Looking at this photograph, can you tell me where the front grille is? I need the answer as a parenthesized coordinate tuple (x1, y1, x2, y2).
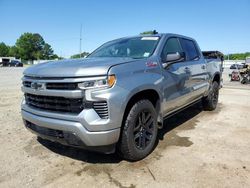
(22, 81, 78, 90)
(93, 101, 109, 119)
(25, 93, 83, 113)
(23, 81, 31, 87)
(46, 83, 78, 90)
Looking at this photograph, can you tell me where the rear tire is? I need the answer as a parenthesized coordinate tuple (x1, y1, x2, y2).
(202, 81, 219, 111)
(118, 99, 158, 161)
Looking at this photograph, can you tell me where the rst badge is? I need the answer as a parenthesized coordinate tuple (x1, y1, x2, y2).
(146, 61, 158, 68)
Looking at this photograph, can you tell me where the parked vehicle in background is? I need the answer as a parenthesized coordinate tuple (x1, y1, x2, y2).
(8, 60, 23, 67)
(227, 63, 244, 79)
(246, 57, 250, 64)
(230, 64, 244, 70)
(231, 71, 241, 81)
(0, 57, 20, 67)
(240, 64, 250, 84)
(21, 33, 222, 161)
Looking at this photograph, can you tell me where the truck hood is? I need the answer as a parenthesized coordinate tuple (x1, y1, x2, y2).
(24, 57, 135, 78)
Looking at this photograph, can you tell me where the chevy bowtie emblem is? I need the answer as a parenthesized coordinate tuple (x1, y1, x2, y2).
(31, 82, 45, 90)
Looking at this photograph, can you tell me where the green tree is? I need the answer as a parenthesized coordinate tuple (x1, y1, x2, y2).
(15, 32, 58, 61)
(8, 46, 20, 58)
(42, 43, 54, 59)
(0, 42, 10, 56)
(16, 33, 40, 60)
(50, 54, 62, 59)
(32, 33, 45, 59)
(71, 52, 90, 59)
(229, 52, 250, 60)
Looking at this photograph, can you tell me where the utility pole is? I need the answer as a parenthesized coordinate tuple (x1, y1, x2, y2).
(79, 24, 82, 58)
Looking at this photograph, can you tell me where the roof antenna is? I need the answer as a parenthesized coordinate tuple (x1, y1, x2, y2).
(79, 24, 82, 58)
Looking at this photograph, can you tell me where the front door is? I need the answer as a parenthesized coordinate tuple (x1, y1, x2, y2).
(161, 37, 193, 115)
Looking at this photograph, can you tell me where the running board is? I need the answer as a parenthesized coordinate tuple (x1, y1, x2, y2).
(163, 97, 202, 121)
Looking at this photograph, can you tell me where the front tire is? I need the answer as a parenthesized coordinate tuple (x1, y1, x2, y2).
(118, 99, 158, 161)
(202, 81, 219, 111)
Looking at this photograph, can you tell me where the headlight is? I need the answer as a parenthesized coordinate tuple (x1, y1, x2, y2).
(78, 75, 116, 89)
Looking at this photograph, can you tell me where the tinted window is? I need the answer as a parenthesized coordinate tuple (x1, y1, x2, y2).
(162, 38, 183, 59)
(180, 39, 199, 61)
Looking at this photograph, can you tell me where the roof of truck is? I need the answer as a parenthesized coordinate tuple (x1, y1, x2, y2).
(139, 33, 196, 40)
(106, 33, 197, 46)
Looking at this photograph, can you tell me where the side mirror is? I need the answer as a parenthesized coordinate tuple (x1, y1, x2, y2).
(166, 52, 181, 62)
(162, 52, 185, 68)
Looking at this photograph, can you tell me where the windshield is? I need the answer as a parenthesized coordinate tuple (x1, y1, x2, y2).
(88, 36, 160, 59)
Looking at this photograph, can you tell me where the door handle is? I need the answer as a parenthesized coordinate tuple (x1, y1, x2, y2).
(184, 67, 191, 73)
(201, 65, 206, 69)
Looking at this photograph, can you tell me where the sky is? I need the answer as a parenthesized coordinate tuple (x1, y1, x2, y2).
(0, 0, 249, 58)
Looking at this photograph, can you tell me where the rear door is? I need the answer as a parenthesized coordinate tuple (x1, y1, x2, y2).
(179, 38, 208, 101)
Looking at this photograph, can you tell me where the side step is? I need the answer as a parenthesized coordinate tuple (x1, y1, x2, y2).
(159, 98, 202, 129)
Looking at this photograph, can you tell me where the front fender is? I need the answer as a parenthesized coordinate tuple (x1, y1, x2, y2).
(108, 61, 164, 124)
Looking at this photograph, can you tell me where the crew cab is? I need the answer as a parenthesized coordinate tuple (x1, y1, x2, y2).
(21, 33, 222, 161)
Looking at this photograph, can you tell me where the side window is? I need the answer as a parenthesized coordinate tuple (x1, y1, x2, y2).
(161, 38, 182, 60)
(180, 39, 200, 61)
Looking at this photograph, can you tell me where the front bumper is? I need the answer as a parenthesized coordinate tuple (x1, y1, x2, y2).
(22, 110, 120, 148)
(21, 75, 129, 152)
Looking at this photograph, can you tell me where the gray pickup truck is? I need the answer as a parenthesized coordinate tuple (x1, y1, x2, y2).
(21, 33, 222, 161)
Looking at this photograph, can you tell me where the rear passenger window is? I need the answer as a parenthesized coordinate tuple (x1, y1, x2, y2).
(162, 38, 183, 59)
(180, 39, 200, 61)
